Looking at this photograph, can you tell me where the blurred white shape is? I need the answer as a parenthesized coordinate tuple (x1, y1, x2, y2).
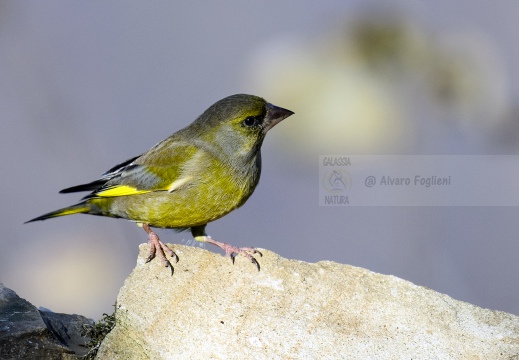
(248, 12, 511, 158)
(430, 31, 509, 129)
(249, 35, 408, 157)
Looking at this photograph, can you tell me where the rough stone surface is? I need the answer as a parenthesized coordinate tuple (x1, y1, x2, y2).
(96, 244, 519, 360)
(0, 283, 93, 359)
(39, 309, 94, 355)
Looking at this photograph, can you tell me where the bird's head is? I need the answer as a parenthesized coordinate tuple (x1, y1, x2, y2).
(190, 94, 294, 162)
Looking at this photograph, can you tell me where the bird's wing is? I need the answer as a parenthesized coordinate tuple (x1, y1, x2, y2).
(66, 141, 201, 200)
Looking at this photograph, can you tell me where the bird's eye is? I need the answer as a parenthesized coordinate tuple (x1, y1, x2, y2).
(242, 116, 259, 127)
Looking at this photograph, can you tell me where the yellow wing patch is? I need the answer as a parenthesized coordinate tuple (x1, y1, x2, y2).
(95, 177, 192, 197)
(96, 185, 151, 197)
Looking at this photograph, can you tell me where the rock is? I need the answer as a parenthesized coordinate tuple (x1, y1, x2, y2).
(96, 244, 519, 359)
(0, 283, 93, 359)
(39, 309, 95, 356)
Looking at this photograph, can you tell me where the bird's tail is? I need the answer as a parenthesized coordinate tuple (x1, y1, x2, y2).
(25, 203, 91, 223)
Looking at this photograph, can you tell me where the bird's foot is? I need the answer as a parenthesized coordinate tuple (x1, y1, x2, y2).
(142, 224, 178, 273)
(196, 236, 262, 271)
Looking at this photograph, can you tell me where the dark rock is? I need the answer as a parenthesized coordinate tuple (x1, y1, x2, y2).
(0, 283, 93, 359)
(40, 309, 94, 355)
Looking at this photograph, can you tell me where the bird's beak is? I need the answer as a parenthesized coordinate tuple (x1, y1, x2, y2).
(263, 102, 294, 132)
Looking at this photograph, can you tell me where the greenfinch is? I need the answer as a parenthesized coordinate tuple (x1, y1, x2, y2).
(27, 94, 294, 271)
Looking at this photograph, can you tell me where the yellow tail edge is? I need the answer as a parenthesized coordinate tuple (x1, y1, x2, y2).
(25, 204, 90, 223)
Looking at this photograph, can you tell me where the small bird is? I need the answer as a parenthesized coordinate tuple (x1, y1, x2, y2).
(26, 94, 294, 271)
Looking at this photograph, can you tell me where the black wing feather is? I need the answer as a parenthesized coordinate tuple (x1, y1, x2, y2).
(102, 155, 139, 177)
(59, 179, 108, 193)
(59, 155, 140, 194)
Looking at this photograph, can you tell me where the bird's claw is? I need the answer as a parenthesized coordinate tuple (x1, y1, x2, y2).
(143, 224, 178, 274)
(229, 250, 260, 271)
(250, 257, 260, 272)
(203, 238, 261, 271)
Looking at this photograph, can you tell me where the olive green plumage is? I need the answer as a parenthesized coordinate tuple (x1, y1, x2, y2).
(26, 94, 294, 269)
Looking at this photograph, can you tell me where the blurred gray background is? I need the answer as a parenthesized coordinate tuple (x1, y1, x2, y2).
(2, 1, 519, 320)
